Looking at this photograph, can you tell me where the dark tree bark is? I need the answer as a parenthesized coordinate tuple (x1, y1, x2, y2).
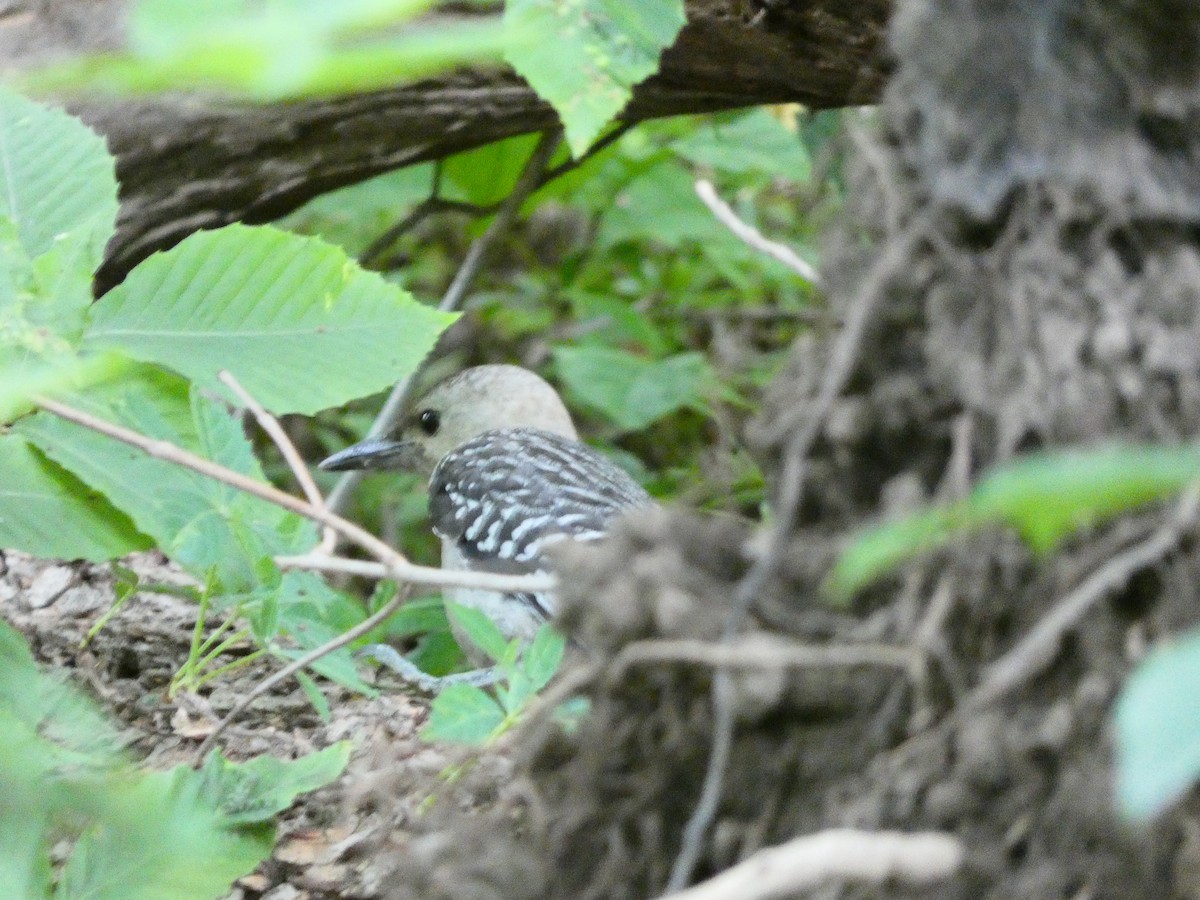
(0, 0, 889, 292)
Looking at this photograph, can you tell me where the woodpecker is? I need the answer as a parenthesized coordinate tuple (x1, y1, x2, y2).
(320, 365, 652, 641)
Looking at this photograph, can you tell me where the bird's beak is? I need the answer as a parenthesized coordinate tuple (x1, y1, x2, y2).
(318, 438, 425, 472)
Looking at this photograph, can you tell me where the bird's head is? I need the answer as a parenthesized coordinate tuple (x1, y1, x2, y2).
(318, 364, 578, 477)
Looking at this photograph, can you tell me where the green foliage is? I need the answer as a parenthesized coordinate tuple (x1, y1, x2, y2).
(0, 621, 345, 899)
(0, 89, 452, 698)
(827, 445, 1200, 600)
(505, 0, 687, 155)
(554, 346, 710, 432)
(24, 0, 509, 99)
(196, 742, 352, 825)
(422, 612, 568, 746)
(1114, 630, 1200, 821)
(84, 223, 455, 415)
(0, 87, 118, 258)
(0, 436, 151, 562)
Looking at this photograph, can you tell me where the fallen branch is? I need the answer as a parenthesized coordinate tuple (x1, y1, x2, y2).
(662, 829, 964, 900)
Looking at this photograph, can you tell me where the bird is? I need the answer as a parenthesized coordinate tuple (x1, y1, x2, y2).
(319, 364, 652, 658)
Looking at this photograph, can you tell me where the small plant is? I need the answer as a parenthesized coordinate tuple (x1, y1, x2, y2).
(421, 604, 575, 746)
(0, 620, 350, 899)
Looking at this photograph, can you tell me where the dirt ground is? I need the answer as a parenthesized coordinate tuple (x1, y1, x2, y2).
(6, 0, 1200, 898)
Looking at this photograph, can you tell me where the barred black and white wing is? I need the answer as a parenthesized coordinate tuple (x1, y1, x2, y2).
(429, 427, 651, 576)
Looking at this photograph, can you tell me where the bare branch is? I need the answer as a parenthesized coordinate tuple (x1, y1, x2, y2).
(274, 551, 555, 593)
(31, 395, 556, 597)
(661, 829, 964, 900)
(694, 179, 820, 286)
(218, 369, 336, 552)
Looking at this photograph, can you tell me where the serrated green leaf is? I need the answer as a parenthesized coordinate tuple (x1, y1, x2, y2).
(0, 435, 150, 562)
(1115, 630, 1200, 820)
(505, 0, 686, 155)
(523, 625, 566, 692)
(197, 742, 351, 826)
(0, 88, 118, 260)
(446, 602, 510, 663)
(55, 766, 273, 900)
(422, 684, 505, 745)
(83, 224, 456, 415)
(17, 371, 314, 588)
(554, 346, 710, 431)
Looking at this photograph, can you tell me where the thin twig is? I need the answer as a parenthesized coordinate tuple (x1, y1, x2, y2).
(967, 483, 1200, 709)
(661, 829, 963, 900)
(358, 125, 630, 272)
(694, 179, 820, 286)
(191, 586, 411, 764)
(667, 229, 919, 891)
(275, 551, 555, 593)
(611, 636, 919, 679)
(326, 130, 563, 517)
(32, 396, 556, 597)
(218, 370, 336, 552)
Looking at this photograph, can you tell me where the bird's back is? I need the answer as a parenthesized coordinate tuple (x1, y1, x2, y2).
(430, 427, 651, 577)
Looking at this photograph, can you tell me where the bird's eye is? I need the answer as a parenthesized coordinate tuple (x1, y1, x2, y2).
(418, 408, 441, 436)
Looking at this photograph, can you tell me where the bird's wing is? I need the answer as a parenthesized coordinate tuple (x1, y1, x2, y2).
(429, 427, 651, 574)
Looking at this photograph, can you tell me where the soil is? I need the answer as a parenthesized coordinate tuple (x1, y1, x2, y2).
(5, 0, 1200, 898)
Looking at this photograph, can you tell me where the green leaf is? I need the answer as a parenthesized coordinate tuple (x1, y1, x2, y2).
(0, 352, 133, 424)
(595, 158, 726, 248)
(823, 507, 961, 603)
(443, 134, 542, 206)
(1115, 630, 1200, 820)
(0, 88, 118, 259)
(422, 684, 505, 745)
(827, 445, 1200, 600)
(0, 623, 278, 900)
(83, 224, 456, 415)
(670, 109, 812, 180)
(197, 742, 352, 826)
(554, 346, 710, 431)
(55, 767, 273, 900)
(17, 371, 312, 588)
(505, 0, 686, 155)
(971, 446, 1200, 552)
(446, 602, 509, 663)
(523, 625, 566, 692)
(0, 435, 150, 562)
(273, 572, 378, 696)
